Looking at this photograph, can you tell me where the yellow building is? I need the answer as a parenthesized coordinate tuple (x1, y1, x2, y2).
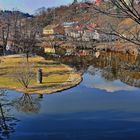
(43, 24, 65, 36)
(43, 25, 57, 35)
(44, 47, 55, 53)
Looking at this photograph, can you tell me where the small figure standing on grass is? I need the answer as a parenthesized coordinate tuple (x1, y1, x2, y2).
(37, 68, 43, 84)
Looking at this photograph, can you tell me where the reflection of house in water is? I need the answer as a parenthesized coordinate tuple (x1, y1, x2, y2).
(78, 49, 92, 56)
(95, 51, 100, 58)
(60, 52, 140, 88)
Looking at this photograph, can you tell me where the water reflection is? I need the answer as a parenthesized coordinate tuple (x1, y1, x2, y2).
(0, 91, 43, 139)
(0, 52, 140, 140)
(83, 70, 137, 92)
(0, 90, 19, 140)
(53, 52, 140, 89)
(14, 93, 41, 114)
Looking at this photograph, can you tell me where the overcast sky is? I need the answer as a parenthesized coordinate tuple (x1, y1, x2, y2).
(0, 0, 74, 14)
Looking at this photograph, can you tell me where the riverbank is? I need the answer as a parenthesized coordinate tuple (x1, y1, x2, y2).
(0, 55, 82, 94)
(94, 42, 140, 55)
(45, 40, 140, 56)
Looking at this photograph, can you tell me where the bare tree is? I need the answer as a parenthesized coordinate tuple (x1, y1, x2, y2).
(13, 62, 35, 89)
(0, 13, 11, 55)
(11, 11, 23, 53)
(92, 0, 140, 45)
(0, 10, 24, 55)
(14, 17, 41, 62)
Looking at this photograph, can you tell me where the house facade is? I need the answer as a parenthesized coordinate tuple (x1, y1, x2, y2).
(64, 21, 100, 41)
(43, 25, 56, 35)
(43, 24, 65, 36)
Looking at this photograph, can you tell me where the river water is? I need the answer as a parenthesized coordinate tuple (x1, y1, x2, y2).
(0, 52, 140, 140)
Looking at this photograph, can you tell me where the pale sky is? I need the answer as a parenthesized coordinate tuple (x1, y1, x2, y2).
(0, 0, 75, 14)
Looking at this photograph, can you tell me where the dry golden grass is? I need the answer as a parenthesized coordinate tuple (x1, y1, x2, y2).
(0, 55, 81, 94)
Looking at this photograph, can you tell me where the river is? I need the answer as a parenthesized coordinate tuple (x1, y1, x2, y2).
(0, 52, 140, 140)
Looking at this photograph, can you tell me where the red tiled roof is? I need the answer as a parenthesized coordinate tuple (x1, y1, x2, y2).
(74, 22, 97, 31)
(95, 0, 103, 5)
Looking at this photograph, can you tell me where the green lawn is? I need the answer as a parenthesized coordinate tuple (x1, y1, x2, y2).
(0, 55, 81, 94)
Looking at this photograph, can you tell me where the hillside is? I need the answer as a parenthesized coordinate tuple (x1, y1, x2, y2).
(0, 10, 33, 18)
(36, 4, 122, 37)
(36, 2, 121, 29)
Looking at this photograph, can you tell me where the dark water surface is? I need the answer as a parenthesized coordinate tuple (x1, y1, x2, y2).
(0, 53, 140, 140)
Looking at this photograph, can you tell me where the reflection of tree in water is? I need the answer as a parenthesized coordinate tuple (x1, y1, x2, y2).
(87, 66, 99, 76)
(14, 93, 41, 113)
(98, 53, 140, 87)
(53, 52, 140, 88)
(0, 90, 19, 140)
(101, 68, 117, 82)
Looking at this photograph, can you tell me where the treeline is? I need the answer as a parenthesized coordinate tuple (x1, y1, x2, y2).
(0, 10, 33, 18)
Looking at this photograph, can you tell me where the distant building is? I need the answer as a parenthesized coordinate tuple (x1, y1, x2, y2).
(67, 29, 100, 41)
(43, 24, 65, 36)
(44, 47, 56, 53)
(63, 22, 78, 36)
(63, 22, 78, 28)
(93, 30, 100, 40)
(43, 25, 56, 35)
(41, 42, 56, 54)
